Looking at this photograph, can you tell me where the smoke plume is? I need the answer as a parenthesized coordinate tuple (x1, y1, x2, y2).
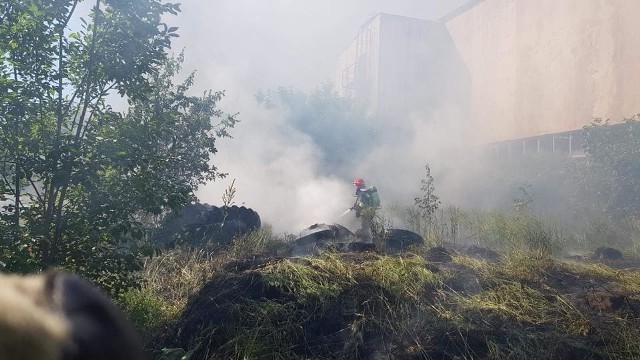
(167, 0, 476, 234)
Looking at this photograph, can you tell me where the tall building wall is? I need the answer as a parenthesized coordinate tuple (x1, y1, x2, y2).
(335, 16, 381, 115)
(445, 0, 640, 142)
(336, 14, 469, 122)
(377, 15, 466, 121)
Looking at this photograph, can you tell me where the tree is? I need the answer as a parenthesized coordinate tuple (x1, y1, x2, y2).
(0, 1, 235, 293)
(584, 116, 640, 219)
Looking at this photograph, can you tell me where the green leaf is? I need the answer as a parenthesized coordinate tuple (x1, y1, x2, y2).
(28, 3, 39, 14)
(0, 0, 233, 296)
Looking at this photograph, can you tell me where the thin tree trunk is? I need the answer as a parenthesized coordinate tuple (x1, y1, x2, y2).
(11, 52, 20, 247)
(48, 0, 102, 266)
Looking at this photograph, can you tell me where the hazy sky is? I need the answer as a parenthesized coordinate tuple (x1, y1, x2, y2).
(171, 0, 469, 94)
(159, 1, 471, 233)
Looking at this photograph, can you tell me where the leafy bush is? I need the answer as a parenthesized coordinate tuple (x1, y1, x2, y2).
(120, 287, 179, 344)
(0, 3, 235, 294)
(585, 117, 640, 219)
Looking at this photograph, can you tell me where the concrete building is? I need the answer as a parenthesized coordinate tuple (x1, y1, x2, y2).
(444, 0, 640, 142)
(337, 1, 640, 145)
(335, 13, 469, 122)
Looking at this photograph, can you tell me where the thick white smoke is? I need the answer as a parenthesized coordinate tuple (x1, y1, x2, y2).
(355, 107, 475, 207)
(171, 1, 471, 233)
(195, 93, 355, 234)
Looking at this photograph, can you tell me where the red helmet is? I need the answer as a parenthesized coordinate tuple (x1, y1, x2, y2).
(353, 177, 365, 188)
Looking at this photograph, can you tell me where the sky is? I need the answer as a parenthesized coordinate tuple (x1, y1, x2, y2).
(171, 0, 469, 93)
(159, 0, 472, 234)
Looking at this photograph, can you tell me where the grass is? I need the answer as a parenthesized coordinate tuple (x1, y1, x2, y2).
(463, 282, 590, 334)
(136, 248, 221, 307)
(151, 251, 449, 359)
(120, 228, 287, 353)
(558, 259, 640, 299)
(227, 225, 291, 258)
(120, 211, 640, 359)
(490, 249, 556, 283)
(118, 248, 222, 351)
(262, 255, 356, 302)
(119, 287, 180, 344)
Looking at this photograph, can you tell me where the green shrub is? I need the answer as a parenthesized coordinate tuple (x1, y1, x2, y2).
(119, 287, 179, 342)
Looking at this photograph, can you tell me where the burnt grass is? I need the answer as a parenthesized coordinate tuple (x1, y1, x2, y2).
(154, 250, 640, 359)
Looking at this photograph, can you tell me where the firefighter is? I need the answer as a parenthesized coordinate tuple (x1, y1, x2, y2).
(351, 178, 381, 241)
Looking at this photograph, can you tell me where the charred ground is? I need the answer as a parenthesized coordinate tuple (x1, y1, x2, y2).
(123, 231, 640, 360)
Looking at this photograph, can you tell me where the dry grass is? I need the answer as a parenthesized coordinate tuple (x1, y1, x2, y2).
(560, 259, 640, 293)
(119, 248, 223, 346)
(122, 224, 640, 359)
(462, 281, 590, 334)
(140, 248, 222, 307)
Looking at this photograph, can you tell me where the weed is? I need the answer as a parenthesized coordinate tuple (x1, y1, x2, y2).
(415, 163, 441, 222)
(221, 179, 237, 208)
(139, 248, 222, 309)
(228, 226, 290, 258)
(560, 259, 640, 293)
(464, 282, 589, 333)
(262, 254, 355, 302)
(119, 287, 180, 344)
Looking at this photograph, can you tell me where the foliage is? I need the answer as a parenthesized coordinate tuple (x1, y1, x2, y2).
(227, 226, 290, 258)
(471, 210, 564, 256)
(255, 83, 375, 175)
(415, 163, 440, 221)
(403, 163, 443, 244)
(119, 287, 179, 345)
(0, 1, 235, 293)
(584, 116, 640, 219)
(136, 248, 222, 309)
(113, 52, 236, 217)
(512, 183, 534, 213)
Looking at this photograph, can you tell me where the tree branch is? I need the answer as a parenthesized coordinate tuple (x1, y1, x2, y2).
(80, 82, 116, 140)
(49, 0, 104, 262)
(0, 172, 24, 209)
(27, 176, 45, 206)
(74, 0, 102, 142)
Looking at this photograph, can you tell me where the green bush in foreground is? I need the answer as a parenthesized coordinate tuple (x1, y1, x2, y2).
(120, 287, 180, 344)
